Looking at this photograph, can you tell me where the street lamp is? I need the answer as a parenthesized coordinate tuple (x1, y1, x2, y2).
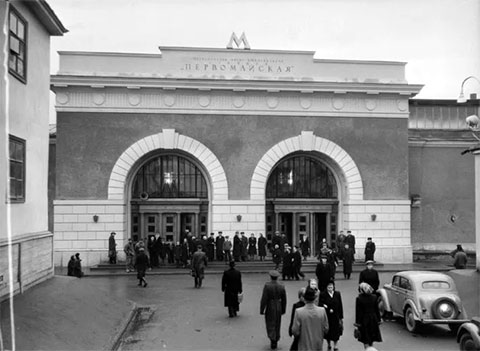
(457, 76, 480, 271)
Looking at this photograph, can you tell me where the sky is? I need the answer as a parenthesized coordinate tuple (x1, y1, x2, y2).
(47, 0, 480, 120)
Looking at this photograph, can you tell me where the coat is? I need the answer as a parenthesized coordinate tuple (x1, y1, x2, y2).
(216, 236, 225, 255)
(248, 237, 257, 255)
(233, 236, 242, 257)
(343, 248, 355, 275)
(355, 293, 382, 345)
(288, 300, 305, 351)
(454, 251, 468, 269)
(258, 236, 267, 256)
(222, 267, 242, 310)
(365, 241, 376, 261)
(292, 303, 329, 351)
(315, 262, 334, 291)
(319, 290, 344, 342)
(191, 250, 208, 279)
(241, 236, 248, 256)
(260, 280, 287, 342)
(136, 252, 149, 277)
(108, 235, 116, 252)
(359, 268, 380, 291)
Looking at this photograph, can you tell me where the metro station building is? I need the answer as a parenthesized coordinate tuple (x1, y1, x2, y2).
(50, 42, 477, 266)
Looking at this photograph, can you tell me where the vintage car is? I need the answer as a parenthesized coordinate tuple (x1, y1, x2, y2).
(457, 317, 480, 351)
(377, 271, 469, 333)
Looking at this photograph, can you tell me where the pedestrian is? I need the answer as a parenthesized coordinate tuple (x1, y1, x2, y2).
(135, 247, 149, 287)
(307, 278, 320, 305)
(342, 243, 355, 279)
(180, 238, 190, 268)
(288, 287, 306, 351)
(216, 231, 225, 261)
(108, 232, 117, 264)
(359, 260, 380, 292)
(282, 247, 293, 280)
(221, 260, 243, 317)
(320, 281, 344, 351)
(291, 286, 329, 351)
(316, 255, 334, 292)
(233, 232, 242, 262)
(336, 231, 346, 260)
(223, 235, 233, 263)
(292, 245, 304, 280)
(191, 245, 208, 288)
(299, 236, 310, 261)
(124, 238, 135, 273)
(174, 241, 182, 267)
(364, 237, 376, 262)
(207, 232, 215, 261)
(148, 235, 158, 268)
(345, 230, 356, 254)
(258, 233, 268, 261)
(73, 253, 84, 278)
(260, 270, 287, 350)
(67, 255, 75, 276)
(272, 231, 282, 250)
(453, 244, 468, 269)
(355, 282, 382, 349)
(201, 235, 208, 253)
(272, 244, 282, 270)
(248, 233, 257, 261)
(241, 232, 248, 261)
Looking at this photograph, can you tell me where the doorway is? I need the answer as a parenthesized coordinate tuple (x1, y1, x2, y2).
(278, 213, 293, 246)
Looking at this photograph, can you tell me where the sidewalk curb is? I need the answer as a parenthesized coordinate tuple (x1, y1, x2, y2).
(106, 302, 137, 351)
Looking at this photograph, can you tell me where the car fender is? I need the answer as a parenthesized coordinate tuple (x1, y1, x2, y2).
(403, 299, 421, 320)
(377, 288, 392, 312)
(457, 321, 480, 348)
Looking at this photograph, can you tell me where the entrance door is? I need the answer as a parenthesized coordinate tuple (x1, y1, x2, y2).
(313, 213, 327, 256)
(144, 213, 159, 241)
(181, 213, 195, 237)
(279, 213, 293, 246)
(296, 213, 310, 247)
(162, 213, 177, 242)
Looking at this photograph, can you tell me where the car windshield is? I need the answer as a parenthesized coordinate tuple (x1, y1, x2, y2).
(422, 281, 450, 289)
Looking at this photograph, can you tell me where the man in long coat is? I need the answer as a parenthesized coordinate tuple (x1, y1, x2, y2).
(135, 247, 149, 287)
(233, 232, 242, 262)
(191, 245, 208, 288)
(207, 233, 215, 261)
(240, 232, 248, 261)
(221, 260, 243, 317)
(215, 231, 225, 261)
(108, 232, 117, 264)
(358, 260, 380, 292)
(258, 233, 267, 261)
(316, 256, 334, 292)
(260, 270, 287, 350)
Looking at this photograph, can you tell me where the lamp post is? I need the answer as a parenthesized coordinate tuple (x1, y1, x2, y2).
(457, 76, 480, 271)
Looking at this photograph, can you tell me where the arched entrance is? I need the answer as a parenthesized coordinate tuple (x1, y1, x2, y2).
(129, 153, 210, 244)
(265, 153, 339, 255)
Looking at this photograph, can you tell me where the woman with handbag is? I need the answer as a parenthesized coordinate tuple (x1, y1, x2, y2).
(355, 282, 382, 349)
(320, 281, 344, 351)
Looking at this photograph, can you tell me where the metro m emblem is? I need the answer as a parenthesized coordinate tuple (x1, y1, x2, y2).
(226, 32, 250, 50)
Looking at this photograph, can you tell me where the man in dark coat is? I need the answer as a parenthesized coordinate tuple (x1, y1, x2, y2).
(292, 245, 304, 280)
(148, 235, 158, 267)
(364, 237, 376, 262)
(240, 232, 248, 261)
(180, 238, 189, 268)
(320, 281, 344, 351)
(108, 232, 117, 264)
(207, 233, 215, 261)
(222, 260, 243, 317)
(191, 245, 208, 288)
(271, 231, 282, 250)
(342, 243, 355, 279)
(135, 247, 149, 287)
(288, 287, 306, 351)
(345, 230, 356, 254)
(315, 256, 334, 292)
(359, 260, 380, 292)
(260, 270, 287, 350)
(215, 231, 225, 261)
(233, 232, 242, 262)
(282, 247, 293, 280)
(258, 233, 267, 261)
(248, 233, 257, 261)
(67, 255, 75, 276)
(299, 236, 310, 261)
(73, 253, 84, 278)
(272, 244, 282, 270)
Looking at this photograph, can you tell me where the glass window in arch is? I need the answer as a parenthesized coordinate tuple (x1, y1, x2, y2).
(266, 156, 337, 199)
(132, 155, 208, 198)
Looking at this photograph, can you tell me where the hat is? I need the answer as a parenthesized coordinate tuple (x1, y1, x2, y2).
(366, 260, 374, 265)
(303, 287, 317, 302)
(111, 232, 116, 235)
(139, 247, 145, 251)
(269, 270, 280, 278)
(229, 260, 236, 267)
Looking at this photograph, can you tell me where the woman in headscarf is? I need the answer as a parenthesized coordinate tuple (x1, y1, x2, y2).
(355, 282, 382, 350)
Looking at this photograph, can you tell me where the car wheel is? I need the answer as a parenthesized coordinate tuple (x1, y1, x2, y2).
(459, 332, 477, 351)
(404, 306, 419, 333)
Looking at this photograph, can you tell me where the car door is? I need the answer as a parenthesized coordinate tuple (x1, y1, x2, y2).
(398, 277, 414, 310)
(389, 275, 403, 314)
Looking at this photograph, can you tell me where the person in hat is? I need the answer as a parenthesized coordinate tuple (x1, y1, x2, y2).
(359, 260, 379, 292)
(260, 270, 287, 350)
(342, 243, 355, 280)
(191, 245, 208, 288)
(364, 237, 376, 262)
(452, 244, 468, 269)
(135, 247, 149, 287)
(258, 233, 268, 261)
(288, 287, 306, 351)
(216, 231, 225, 262)
(272, 244, 282, 270)
(316, 255, 334, 292)
(291, 286, 329, 351)
(320, 281, 344, 351)
(222, 260, 243, 317)
(73, 253, 84, 278)
(223, 235, 233, 263)
(355, 282, 382, 349)
(108, 232, 117, 264)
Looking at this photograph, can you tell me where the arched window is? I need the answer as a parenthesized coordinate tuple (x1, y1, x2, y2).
(132, 155, 208, 199)
(266, 155, 337, 199)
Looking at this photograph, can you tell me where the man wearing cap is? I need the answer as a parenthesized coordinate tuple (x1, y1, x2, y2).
(222, 261, 243, 317)
(292, 286, 329, 351)
(108, 232, 117, 264)
(364, 237, 376, 262)
(135, 247, 149, 288)
(359, 260, 380, 292)
(260, 270, 287, 350)
(191, 245, 208, 288)
(216, 231, 225, 261)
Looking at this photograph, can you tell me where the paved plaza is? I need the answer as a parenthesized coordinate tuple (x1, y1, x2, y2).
(1, 266, 479, 351)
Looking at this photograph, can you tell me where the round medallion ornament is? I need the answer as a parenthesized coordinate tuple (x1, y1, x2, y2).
(300, 97, 312, 109)
(267, 97, 279, 109)
(332, 98, 344, 110)
(93, 93, 105, 106)
(233, 96, 245, 108)
(128, 93, 141, 106)
(163, 94, 176, 107)
(199, 96, 210, 107)
(56, 93, 69, 105)
(397, 99, 408, 112)
(365, 99, 377, 111)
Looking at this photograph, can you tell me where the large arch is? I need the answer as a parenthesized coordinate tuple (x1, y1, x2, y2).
(250, 131, 364, 201)
(107, 129, 228, 201)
